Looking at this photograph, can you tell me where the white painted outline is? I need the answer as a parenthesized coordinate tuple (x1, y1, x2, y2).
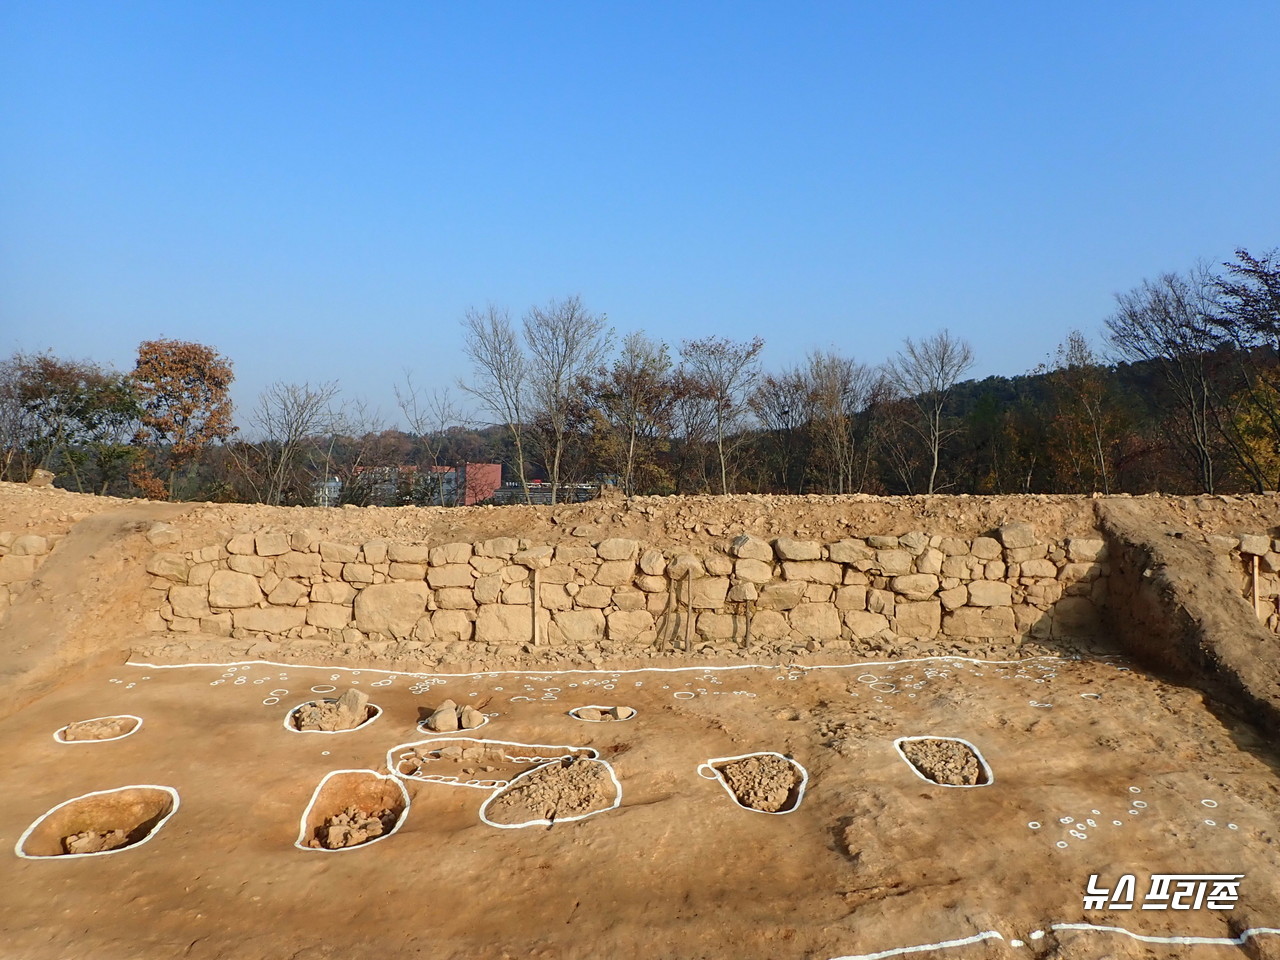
(697, 751, 809, 815)
(477, 757, 622, 830)
(15, 785, 180, 860)
(826, 930, 1005, 959)
(415, 715, 489, 734)
(282, 699, 383, 735)
(1049, 922, 1280, 947)
(126, 653, 1074, 680)
(893, 736, 994, 788)
(568, 705, 637, 722)
(294, 769, 409, 854)
(387, 737, 599, 790)
(52, 715, 142, 744)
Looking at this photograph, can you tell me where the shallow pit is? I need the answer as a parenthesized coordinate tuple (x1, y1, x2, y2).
(894, 736, 992, 787)
(54, 715, 142, 743)
(284, 699, 382, 734)
(16, 786, 179, 859)
(388, 738, 598, 790)
(568, 705, 636, 722)
(479, 756, 621, 828)
(296, 770, 408, 852)
(700, 752, 807, 814)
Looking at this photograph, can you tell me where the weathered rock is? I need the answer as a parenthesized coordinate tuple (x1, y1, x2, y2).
(788, 603, 841, 640)
(208, 570, 262, 607)
(255, 532, 290, 557)
(460, 706, 486, 729)
(354, 582, 430, 638)
(597, 538, 639, 561)
(427, 699, 460, 732)
(233, 606, 307, 633)
(320, 541, 360, 563)
(729, 534, 773, 562)
(943, 606, 1015, 638)
(782, 561, 842, 584)
(267, 578, 309, 606)
(967, 581, 1013, 607)
(10, 534, 49, 556)
(889, 574, 939, 600)
(734, 558, 774, 583)
(689, 577, 730, 608)
(1066, 538, 1107, 562)
(827, 539, 873, 563)
(428, 564, 474, 588)
(311, 581, 356, 604)
(475, 537, 519, 558)
(874, 550, 913, 575)
(756, 581, 807, 611)
(1240, 534, 1271, 556)
(773, 538, 820, 561)
(607, 609, 655, 642)
(555, 609, 606, 644)
(638, 549, 667, 575)
(594, 560, 636, 586)
(430, 542, 473, 565)
(997, 523, 1036, 549)
(306, 603, 351, 629)
(146, 553, 190, 583)
(474, 603, 532, 644)
(387, 543, 431, 563)
(893, 600, 941, 637)
(168, 585, 211, 620)
(970, 537, 1002, 560)
(844, 610, 890, 636)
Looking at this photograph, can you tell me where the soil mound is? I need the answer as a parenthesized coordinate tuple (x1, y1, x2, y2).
(484, 757, 615, 825)
(716, 755, 802, 812)
(899, 737, 987, 785)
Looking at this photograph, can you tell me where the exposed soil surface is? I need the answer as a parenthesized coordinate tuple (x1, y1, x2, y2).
(716, 754, 802, 812)
(19, 786, 174, 858)
(483, 756, 616, 825)
(899, 737, 987, 786)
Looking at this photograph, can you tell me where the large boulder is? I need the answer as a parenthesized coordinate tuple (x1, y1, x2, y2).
(354, 582, 430, 638)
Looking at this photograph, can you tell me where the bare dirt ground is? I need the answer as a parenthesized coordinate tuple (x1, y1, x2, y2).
(3, 650, 1278, 960)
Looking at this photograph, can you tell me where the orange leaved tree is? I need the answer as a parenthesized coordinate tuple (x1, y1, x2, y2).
(130, 339, 235, 499)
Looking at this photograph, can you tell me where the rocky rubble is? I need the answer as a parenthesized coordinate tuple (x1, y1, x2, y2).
(62, 829, 130, 854)
(899, 737, 986, 785)
(484, 757, 614, 825)
(309, 805, 399, 849)
(292, 688, 372, 731)
(716, 755, 800, 812)
(60, 717, 137, 741)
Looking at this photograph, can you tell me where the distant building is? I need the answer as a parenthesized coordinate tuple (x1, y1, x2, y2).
(313, 463, 502, 507)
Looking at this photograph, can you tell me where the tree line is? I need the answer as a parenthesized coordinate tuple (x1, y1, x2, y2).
(2, 248, 1277, 503)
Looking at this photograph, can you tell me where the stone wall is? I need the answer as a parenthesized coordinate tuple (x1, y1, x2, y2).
(143, 521, 1109, 656)
(0, 532, 56, 617)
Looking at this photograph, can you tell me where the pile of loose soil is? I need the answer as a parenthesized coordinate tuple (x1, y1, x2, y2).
(308, 806, 398, 849)
(60, 717, 137, 741)
(62, 829, 130, 854)
(292, 689, 372, 732)
(900, 738, 986, 785)
(716, 755, 801, 812)
(484, 757, 614, 825)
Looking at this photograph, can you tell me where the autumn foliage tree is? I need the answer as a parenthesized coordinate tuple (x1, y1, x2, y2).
(130, 339, 235, 499)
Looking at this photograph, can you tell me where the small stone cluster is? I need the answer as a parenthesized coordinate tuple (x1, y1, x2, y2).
(309, 806, 398, 849)
(424, 698, 486, 732)
(62, 829, 129, 855)
(144, 523, 1109, 654)
(292, 688, 371, 732)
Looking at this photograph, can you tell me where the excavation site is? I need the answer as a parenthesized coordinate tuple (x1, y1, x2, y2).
(2, 481, 1279, 960)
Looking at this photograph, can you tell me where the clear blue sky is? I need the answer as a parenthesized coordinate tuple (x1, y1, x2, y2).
(3, 2, 1278, 427)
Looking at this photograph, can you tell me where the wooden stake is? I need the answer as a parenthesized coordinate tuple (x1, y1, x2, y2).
(1253, 554, 1260, 619)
